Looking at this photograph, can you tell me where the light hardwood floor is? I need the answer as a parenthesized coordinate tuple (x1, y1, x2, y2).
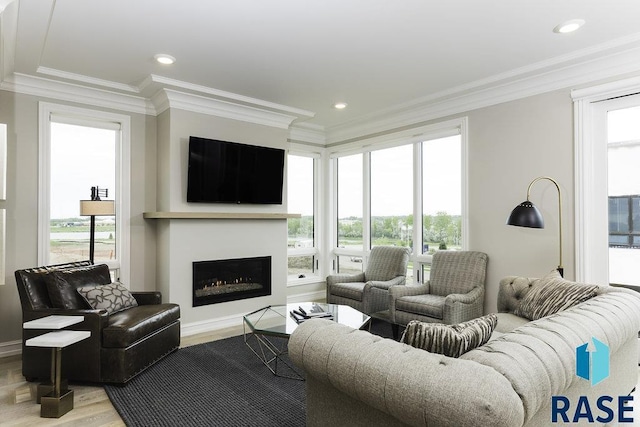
(0, 324, 244, 426)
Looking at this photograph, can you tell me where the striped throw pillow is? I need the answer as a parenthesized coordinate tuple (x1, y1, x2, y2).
(513, 270, 598, 321)
(400, 314, 498, 358)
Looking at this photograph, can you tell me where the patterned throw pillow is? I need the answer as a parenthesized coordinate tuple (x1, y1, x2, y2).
(400, 314, 498, 358)
(513, 270, 599, 321)
(77, 282, 138, 314)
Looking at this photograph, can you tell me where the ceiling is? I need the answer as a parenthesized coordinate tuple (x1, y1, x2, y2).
(4, 0, 640, 131)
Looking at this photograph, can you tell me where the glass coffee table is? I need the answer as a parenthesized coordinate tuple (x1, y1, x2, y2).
(243, 302, 371, 379)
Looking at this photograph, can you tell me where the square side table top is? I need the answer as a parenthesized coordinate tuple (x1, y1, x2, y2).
(23, 315, 84, 330)
(25, 330, 91, 348)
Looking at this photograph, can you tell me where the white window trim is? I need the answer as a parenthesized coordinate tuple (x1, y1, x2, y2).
(572, 77, 640, 284)
(38, 102, 131, 285)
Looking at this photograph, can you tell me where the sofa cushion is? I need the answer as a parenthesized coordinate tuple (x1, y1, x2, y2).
(45, 264, 112, 310)
(495, 312, 529, 333)
(102, 303, 181, 348)
(400, 313, 498, 357)
(396, 294, 445, 319)
(330, 282, 365, 301)
(513, 270, 598, 321)
(77, 282, 138, 314)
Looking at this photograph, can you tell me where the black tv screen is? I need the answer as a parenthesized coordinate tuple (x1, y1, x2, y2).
(187, 136, 285, 204)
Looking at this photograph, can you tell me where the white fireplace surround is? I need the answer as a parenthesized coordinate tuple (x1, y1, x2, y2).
(153, 217, 289, 336)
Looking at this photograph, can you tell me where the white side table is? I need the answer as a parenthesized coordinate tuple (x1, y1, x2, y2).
(23, 316, 89, 418)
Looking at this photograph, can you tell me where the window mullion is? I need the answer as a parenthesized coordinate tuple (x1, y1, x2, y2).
(413, 142, 422, 283)
(363, 152, 371, 253)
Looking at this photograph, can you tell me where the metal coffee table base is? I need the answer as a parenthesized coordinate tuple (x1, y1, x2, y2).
(243, 327, 303, 380)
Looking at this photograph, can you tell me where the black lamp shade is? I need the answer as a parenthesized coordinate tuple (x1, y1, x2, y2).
(507, 201, 544, 228)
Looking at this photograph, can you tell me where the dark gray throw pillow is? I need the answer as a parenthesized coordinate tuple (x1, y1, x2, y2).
(77, 282, 138, 314)
(400, 314, 498, 358)
(513, 270, 598, 321)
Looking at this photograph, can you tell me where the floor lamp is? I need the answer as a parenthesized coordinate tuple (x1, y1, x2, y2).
(506, 176, 563, 277)
(80, 187, 115, 263)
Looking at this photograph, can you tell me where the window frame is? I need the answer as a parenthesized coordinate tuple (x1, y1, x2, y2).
(329, 117, 468, 283)
(286, 148, 322, 286)
(38, 102, 131, 284)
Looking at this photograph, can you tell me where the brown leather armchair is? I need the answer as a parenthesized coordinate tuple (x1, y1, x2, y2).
(16, 261, 180, 385)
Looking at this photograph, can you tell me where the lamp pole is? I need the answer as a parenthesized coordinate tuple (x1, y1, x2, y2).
(525, 176, 563, 276)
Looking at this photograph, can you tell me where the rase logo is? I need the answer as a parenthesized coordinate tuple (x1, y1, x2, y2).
(576, 337, 610, 386)
(551, 338, 634, 424)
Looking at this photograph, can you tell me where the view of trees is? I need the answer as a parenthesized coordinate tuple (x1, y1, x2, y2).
(289, 212, 461, 252)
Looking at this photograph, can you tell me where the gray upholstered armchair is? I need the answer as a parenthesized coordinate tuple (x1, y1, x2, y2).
(390, 250, 488, 326)
(326, 246, 410, 315)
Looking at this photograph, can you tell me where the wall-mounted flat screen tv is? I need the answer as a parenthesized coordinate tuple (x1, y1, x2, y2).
(187, 136, 285, 204)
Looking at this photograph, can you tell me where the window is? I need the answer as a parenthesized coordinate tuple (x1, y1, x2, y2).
(573, 85, 640, 285)
(39, 103, 130, 283)
(370, 144, 414, 281)
(607, 105, 640, 285)
(337, 154, 364, 251)
(332, 119, 467, 283)
(422, 135, 462, 254)
(370, 144, 413, 249)
(50, 123, 117, 264)
(287, 154, 319, 281)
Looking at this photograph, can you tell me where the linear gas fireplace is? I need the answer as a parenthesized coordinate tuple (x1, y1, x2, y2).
(192, 256, 272, 307)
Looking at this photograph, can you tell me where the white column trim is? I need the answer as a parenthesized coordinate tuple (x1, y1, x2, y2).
(572, 76, 640, 283)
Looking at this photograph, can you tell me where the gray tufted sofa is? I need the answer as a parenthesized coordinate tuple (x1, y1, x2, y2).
(289, 276, 640, 427)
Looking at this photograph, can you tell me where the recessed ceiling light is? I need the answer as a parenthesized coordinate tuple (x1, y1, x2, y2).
(553, 19, 585, 34)
(334, 102, 348, 109)
(154, 54, 176, 65)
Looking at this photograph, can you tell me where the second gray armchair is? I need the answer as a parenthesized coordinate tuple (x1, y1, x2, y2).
(390, 250, 488, 326)
(326, 246, 410, 315)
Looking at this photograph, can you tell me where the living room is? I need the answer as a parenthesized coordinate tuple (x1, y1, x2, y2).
(1, 0, 640, 425)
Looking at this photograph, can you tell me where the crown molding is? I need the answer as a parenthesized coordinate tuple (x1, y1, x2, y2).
(140, 74, 315, 120)
(0, 70, 315, 128)
(325, 35, 640, 145)
(571, 75, 640, 102)
(288, 122, 326, 146)
(37, 66, 140, 93)
(0, 72, 154, 114)
(156, 88, 301, 129)
(2, 25, 640, 141)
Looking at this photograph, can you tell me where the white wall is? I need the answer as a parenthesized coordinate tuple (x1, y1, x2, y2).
(465, 89, 575, 312)
(154, 108, 292, 333)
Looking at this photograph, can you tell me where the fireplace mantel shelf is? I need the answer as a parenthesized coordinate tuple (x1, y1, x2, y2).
(143, 211, 301, 220)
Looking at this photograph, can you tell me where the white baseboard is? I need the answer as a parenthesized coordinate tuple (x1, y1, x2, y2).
(180, 290, 326, 337)
(286, 290, 326, 304)
(0, 340, 22, 358)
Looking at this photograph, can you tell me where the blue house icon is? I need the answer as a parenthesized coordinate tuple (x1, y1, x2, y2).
(576, 337, 610, 386)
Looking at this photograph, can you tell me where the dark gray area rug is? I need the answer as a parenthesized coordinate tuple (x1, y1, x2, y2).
(104, 319, 395, 427)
